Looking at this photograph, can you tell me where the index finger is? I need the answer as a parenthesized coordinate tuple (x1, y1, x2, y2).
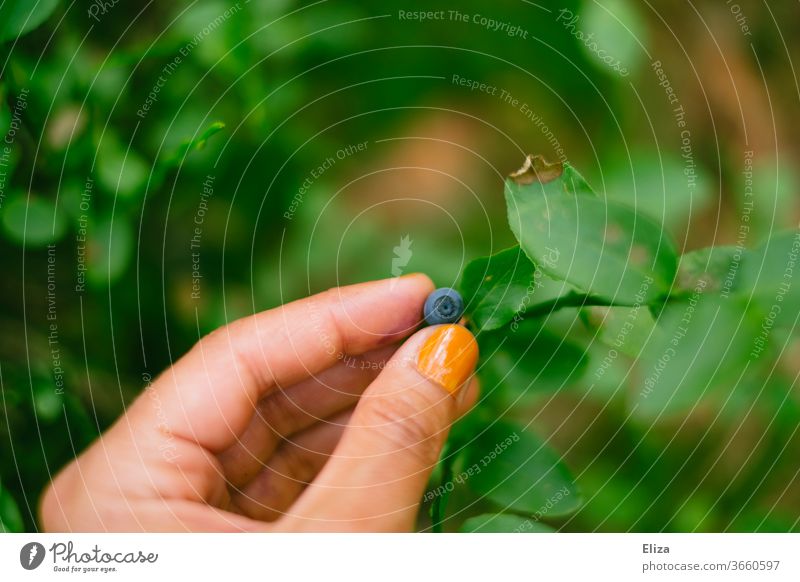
(129, 274, 435, 453)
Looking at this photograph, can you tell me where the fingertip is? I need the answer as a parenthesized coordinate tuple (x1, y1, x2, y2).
(415, 324, 479, 396)
(380, 272, 435, 303)
(398, 272, 435, 290)
(328, 274, 436, 351)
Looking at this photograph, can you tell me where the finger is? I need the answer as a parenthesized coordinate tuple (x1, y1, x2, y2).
(127, 274, 434, 454)
(230, 410, 352, 521)
(278, 324, 478, 531)
(219, 345, 397, 487)
(233, 377, 479, 521)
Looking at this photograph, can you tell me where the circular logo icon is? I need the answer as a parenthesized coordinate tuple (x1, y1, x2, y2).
(19, 542, 46, 570)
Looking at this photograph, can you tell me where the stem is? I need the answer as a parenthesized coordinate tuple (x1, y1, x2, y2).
(519, 289, 685, 321)
(521, 290, 635, 319)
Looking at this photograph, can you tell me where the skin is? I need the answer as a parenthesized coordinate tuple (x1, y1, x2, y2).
(39, 274, 479, 532)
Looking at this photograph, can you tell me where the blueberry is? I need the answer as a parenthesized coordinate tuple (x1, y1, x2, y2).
(423, 287, 465, 325)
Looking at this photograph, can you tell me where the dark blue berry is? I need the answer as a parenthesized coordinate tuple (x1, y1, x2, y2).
(423, 287, 465, 325)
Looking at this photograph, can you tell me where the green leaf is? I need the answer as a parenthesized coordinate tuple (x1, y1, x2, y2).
(1, 193, 67, 246)
(738, 230, 800, 330)
(746, 157, 800, 236)
(463, 419, 582, 516)
(479, 318, 588, 394)
(90, 64, 127, 105)
(194, 121, 226, 149)
(0, 484, 24, 533)
(460, 245, 578, 331)
(173, 4, 235, 69)
(166, 120, 226, 166)
(0, 91, 10, 138)
(582, 341, 631, 400)
(96, 139, 149, 200)
(34, 382, 63, 423)
(0, 0, 59, 43)
(460, 513, 555, 533)
(505, 159, 678, 304)
(601, 153, 712, 228)
(574, 463, 652, 529)
(506, 155, 596, 199)
(578, 0, 647, 76)
(583, 305, 656, 359)
(675, 245, 747, 296)
(633, 294, 761, 419)
(151, 121, 226, 191)
(87, 216, 133, 285)
(459, 246, 536, 331)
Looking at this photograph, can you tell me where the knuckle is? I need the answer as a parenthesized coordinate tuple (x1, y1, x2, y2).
(362, 388, 451, 466)
(257, 393, 298, 435)
(280, 443, 321, 483)
(319, 288, 348, 355)
(194, 315, 275, 387)
(198, 315, 252, 351)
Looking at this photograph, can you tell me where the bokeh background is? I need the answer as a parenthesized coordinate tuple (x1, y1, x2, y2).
(1, 0, 799, 532)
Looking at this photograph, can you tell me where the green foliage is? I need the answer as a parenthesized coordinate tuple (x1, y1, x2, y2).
(460, 513, 555, 533)
(33, 381, 64, 423)
(505, 157, 678, 304)
(0, 0, 59, 42)
(745, 157, 800, 236)
(584, 304, 656, 359)
(479, 319, 588, 396)
(1, 193, 66, 246)
(161, 121, 227, 171)
(0, 482, 25, 532)
(633, 294, 760, 419)
(579, 0, 648, 75)
(462, 419, 582, 516)
(440, 156, 800, 531)
(739, 231, 800, 329)
(0, 95, 10, 137)
(675, 246, 743, 294)
(96, 139, 150, 201)
(86, 216, 134, 285)
(459, 246, 535, 331)
(601, 153, 712, 229)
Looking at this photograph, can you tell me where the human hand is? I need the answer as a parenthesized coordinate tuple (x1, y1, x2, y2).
(40, 275, 479, 531)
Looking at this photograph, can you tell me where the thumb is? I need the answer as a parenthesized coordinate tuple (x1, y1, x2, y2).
(277, 324, 478, 531)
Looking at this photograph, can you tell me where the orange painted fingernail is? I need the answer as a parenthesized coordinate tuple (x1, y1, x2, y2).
(416, 325, 478, 395)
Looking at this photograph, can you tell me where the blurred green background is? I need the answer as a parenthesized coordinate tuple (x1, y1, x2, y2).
(1, 0, 799, 532)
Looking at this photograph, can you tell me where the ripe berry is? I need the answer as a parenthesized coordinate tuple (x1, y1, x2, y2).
(423, 288, 465, 325)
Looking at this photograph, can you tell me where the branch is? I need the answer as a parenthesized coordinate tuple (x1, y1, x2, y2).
(519, 290, 653, 320)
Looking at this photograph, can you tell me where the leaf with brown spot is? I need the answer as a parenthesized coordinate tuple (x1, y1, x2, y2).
(505, 159, 678, 303)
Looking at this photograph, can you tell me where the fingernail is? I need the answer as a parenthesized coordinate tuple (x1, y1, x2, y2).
(416, 325, 478, 395)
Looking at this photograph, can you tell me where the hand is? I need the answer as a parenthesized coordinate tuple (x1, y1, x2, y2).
(40, 275, 479, 532)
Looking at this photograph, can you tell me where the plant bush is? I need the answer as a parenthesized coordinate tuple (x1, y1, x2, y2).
(437, 156, 799, 532)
